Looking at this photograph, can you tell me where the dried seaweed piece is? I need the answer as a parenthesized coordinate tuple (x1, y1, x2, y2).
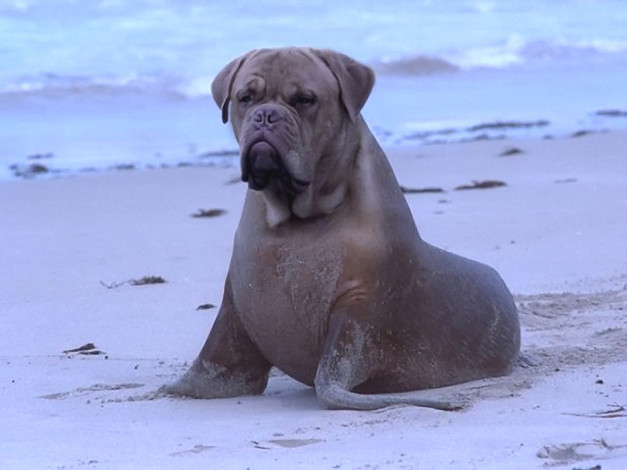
(196, 303, 217, 310)
(63, 343, 97, 354)
(455, 180, 506, 190)
(467, 120, 549, 132)
(101, 276, 167, 289)
(130, 276, 166, 286)
(400, 186, 445, 194)
(192, 208, 227, 218)
(595, 109, 627, 117)
(499, 147, 524, 157)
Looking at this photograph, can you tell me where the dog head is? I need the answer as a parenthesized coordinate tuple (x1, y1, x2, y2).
(211, 47, 375, 225)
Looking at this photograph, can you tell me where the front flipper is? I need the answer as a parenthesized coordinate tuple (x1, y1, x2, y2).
(314, 314, 465, 411)
(162, 281, 271, 399)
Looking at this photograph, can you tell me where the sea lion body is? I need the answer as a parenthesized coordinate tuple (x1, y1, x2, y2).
(165, 48, 520, 410)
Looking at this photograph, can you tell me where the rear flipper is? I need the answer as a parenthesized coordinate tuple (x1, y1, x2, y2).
(313, 314, 466, 411)
(316, 383, 467, 411)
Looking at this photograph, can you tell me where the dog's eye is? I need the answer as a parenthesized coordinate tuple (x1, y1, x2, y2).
(239, 95, 252, 104)
(292, 94, 316, 107)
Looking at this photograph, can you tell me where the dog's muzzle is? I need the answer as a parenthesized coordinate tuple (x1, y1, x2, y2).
(242, 141, 309, 196)
(244, 141, 280, 190)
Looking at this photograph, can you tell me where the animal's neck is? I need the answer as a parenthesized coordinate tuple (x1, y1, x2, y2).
(260, 117, 391, 228)
(287, 118, 361, 221)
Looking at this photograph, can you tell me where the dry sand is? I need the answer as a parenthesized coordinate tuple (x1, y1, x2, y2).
(1, 131, 626, 469)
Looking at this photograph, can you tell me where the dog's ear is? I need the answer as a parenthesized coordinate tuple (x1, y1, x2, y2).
(313, 49, 375, 122)
(211, 51, 255, 123)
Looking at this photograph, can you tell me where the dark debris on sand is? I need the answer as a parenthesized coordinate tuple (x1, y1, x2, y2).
(62, 343, 105, 355)
(191, 208, 227, 218)
(499, 147, 524, 157)
(455, 180, 507, 191)
(400, 186, 445, 194)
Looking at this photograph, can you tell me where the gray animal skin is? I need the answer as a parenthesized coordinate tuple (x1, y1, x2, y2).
(163, 47, 520, 411)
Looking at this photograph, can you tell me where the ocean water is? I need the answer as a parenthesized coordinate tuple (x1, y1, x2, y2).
(1, 0, 626, 179)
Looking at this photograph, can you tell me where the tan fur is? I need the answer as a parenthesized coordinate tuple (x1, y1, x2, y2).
(163, 48, 520, 411)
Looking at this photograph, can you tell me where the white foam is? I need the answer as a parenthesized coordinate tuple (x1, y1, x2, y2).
(2, 0, 627, 179)
(174, 75, 216, 99)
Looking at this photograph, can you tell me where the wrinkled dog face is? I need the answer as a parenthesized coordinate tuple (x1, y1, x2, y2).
(211, 48, 374, 223)
(230, 50, 345, 207)
(232, 52, 341, 202)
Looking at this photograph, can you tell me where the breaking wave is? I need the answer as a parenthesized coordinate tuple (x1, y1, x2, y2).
(376, 36, 627, 76)
(1, 37, 626, 101)
(0, 73, 191, 99)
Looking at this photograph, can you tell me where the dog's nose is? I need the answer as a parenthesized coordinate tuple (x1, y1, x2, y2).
(253, 107, 280, 126)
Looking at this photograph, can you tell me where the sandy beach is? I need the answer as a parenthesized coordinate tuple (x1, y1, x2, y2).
(1, 131, 626, 469)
